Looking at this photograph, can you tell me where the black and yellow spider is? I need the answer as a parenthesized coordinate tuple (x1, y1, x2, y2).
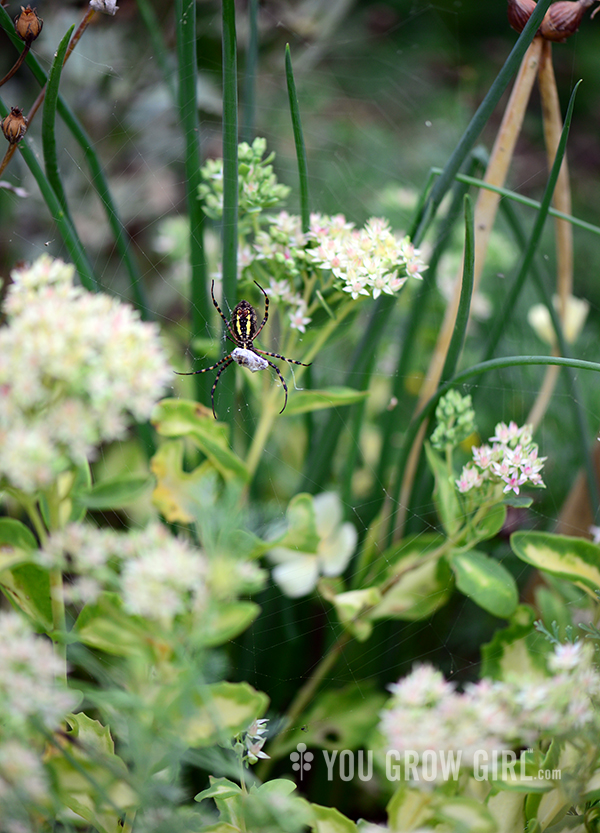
(177, 280, 311, 418)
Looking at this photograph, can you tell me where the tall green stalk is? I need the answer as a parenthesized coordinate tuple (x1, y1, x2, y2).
(219, 0, 239, 426)
(440, 195, 474, 384)
(285, 44, 310, 234)
(241, 0, 258, 143)
(175, 0, 210, 403)
(42, 25, 74, 218)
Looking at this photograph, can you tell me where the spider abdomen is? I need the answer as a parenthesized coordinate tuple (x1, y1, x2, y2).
(232, 300, 257, 345)
(231, 347, 269, 373)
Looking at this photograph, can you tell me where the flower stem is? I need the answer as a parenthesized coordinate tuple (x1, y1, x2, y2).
(0, 42, 30, 87)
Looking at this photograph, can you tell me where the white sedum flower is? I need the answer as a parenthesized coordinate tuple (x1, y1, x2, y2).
(0, 256, 172, 494)
(268, 493, 358, 598)
(0, 612, 77, 735)
(380, 641, 600, 784)
(42, 522, 208, 627)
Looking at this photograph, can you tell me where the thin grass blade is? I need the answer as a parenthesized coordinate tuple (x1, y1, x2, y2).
(176, 0, 210, 402)
(42, 24, 74, 216)
(285, 44, 309, 234)
(440, 194, 474, 383)
(219, 0, 239, 424)
(241, 0, 259, 143)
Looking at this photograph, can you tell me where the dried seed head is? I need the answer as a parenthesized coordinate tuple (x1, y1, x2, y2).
(1, 107, 28, 144)
(540, 0, 597, 41)
(507, 0, 538, 33)
(89, 0, 119, 14)
(14, 5, 43, 44)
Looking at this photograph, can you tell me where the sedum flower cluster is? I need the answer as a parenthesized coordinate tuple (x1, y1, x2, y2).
(0, 611, 75, 825)
(199, 137, 291, 226)
(251, 211, 426, 333)
(380, 641, 600, 781)
(306, 214, 426, 300)
(430, 390, 476, 450)
(198, 138, 426, 339)
(41, 522, 208, 626)
(0, 256, 172, 494)
(0, 611, 77, 737)
(456, 420, 546, 496)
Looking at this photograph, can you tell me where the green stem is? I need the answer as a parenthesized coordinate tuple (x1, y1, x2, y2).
(49, 568, 67, 677)
(220, 0, 240, 426)
(241, 0, 258, 142)
(258, 630, 351, 774)
(136, 0, 176, 99)
(42, 25, 75, 216)
(440, 194, 474, 384)
(14, 493, 48, 545)
(245, 387, 281, 479)
(285, 44, 310, 233)
(176, 0, 210, 395)
(435, 169, 600, 237)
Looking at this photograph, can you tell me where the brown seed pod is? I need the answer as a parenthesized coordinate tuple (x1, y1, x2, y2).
(14, 5, 43, 44)
(540, 0, 598, 42)
(507, 0, 538, 33)
(1, 107, 28, 144)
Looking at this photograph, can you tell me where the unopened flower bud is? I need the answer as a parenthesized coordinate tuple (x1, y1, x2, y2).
(507, 0, 538, 33)
(540, 0, 597, 41)
(14, 5, 43, 44)
(1, 107, 28, 145)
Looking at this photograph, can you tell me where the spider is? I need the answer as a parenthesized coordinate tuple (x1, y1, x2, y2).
(176, 280, 311, 418)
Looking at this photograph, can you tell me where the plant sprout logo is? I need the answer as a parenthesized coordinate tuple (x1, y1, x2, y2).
(290, 742, 314, 780)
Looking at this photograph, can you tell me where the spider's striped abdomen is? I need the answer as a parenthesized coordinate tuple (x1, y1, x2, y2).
(232, 300, 257, 346)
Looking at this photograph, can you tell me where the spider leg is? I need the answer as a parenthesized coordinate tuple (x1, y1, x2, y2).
(263, 358, 289, 414)
(210, 280, 239, 344)
(254, 348, 311, 367)
(208, 358, 233, 419)
(175, 353, 233, 375)
(252, 281, 269, 339)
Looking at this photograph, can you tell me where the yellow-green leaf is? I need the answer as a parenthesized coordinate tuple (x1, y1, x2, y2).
(511, 531, 600, 592)
(151, 440, 218, 523)
(282, 387, 369, 416)
(0, 517, 37, 571)
(311, 804, 358, 833)
(449, 549, 518, 618)
(177, 681, 269, 747)
(152, 399, 249, 481)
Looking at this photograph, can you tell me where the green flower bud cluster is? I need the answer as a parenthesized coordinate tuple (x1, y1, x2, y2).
(198, 137, 290, 225)
(430, 390, 476, 450)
